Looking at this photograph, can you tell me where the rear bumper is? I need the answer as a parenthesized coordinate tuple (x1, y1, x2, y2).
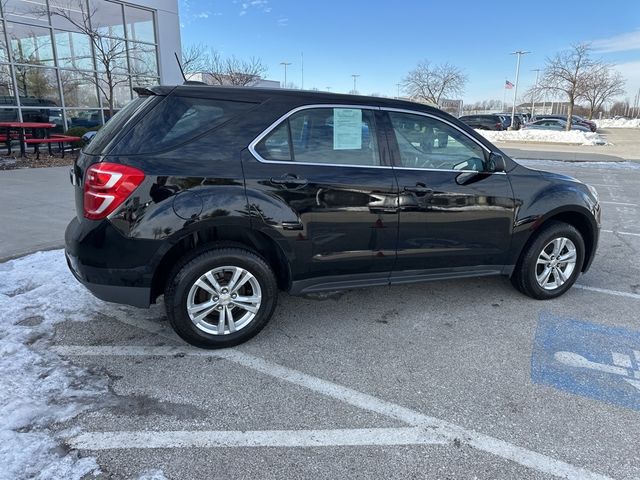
(65, 217, 161, 308)
(65, 250, 151, 307)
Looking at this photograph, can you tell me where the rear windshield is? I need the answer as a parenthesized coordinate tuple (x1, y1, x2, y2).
(108, 95, 255, 155)
(83, 96, 155, 155)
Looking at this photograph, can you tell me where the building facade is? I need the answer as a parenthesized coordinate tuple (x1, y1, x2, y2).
(0, 0, 181, 131)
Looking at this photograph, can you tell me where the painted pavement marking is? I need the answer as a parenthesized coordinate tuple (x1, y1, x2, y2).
(574, 284, 640, 300)
(601, 229, 640, 238)
(69, 427, 448, 450)
(532, 312, 640, 411)
(54, 336, 613, 480)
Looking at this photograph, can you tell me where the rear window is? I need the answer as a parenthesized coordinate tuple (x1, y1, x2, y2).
(83, 96, 154, 155)
(108, 95, 255, 155)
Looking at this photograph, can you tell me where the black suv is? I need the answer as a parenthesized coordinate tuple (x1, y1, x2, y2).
(65, 86, 601, 348)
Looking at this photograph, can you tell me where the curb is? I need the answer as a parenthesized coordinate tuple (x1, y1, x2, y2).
(0, 243, 64, 264)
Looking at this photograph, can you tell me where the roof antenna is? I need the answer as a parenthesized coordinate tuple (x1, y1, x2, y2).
(175, 52, 205, 85)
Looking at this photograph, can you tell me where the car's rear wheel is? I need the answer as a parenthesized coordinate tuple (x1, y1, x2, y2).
(165, 248, 278, 348)
(511, 221, 585, 299)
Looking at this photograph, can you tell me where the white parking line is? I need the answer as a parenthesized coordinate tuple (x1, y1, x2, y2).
(599, 201, 637, 207)
(602, 229, 640, 238)
(69, 427, 448, 450)
(54, 341, 613, 480)
(574, 284, 640, 300)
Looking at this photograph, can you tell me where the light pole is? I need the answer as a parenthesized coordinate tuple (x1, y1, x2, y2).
(510, 50, 530, 128)
(351, 74, 360, 94)
(280, 61, 291, 88)
(531, 68, 540, 120)
(396, 83, 401, 98)
(326, 86, 331, 91)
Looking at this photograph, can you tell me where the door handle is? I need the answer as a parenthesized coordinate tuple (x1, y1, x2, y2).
(403, 185, 434, 195)
(270, 174, 308, 188)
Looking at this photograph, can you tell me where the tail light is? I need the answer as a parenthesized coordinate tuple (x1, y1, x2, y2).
(83, 163, 145, 220)
(496, 122, 503, 130)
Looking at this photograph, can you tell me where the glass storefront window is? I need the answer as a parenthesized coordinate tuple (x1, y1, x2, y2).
(54, 30, 93, 70)
(128, 42, 157, 77)
(98, 74, 131, 110)
(0, 1, 163, 129)
(0, 108, 19, 121)
(14, 65, 60, 105)
(60, 69, 98, 107)
(0, 24, 8, 62)
(3, 0, 48, 25)
(131, 76, 159, 88)
(125, 5, 154, 44)
(0, 64, 16, 105)
(49, 0, 90, 32)
(95, 36, 128, 73)
(6, 22, 55, 66)
(89, 0, 125, 39)
(66, 108, 103, 128)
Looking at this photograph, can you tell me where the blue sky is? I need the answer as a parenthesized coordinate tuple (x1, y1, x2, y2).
(178, 0, 640, 103)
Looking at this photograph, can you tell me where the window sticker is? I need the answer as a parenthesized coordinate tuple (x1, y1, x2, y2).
(333, 108, 362, 150)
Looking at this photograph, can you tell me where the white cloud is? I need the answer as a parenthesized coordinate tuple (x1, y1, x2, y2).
(591, 30, 640, 53)
(238, 0, 270, 16)
(277, 17, 288, 27)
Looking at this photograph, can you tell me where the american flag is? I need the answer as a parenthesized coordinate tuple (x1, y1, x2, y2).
(505, 80, 515, 89)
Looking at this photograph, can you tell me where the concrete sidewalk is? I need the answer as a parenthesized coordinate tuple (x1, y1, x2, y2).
(0, 166, 74, 261)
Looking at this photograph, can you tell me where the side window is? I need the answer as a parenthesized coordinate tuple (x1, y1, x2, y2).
(254, 121, 291, 161)
(254, 107, 381, 166)
(388, 112, 486, 171)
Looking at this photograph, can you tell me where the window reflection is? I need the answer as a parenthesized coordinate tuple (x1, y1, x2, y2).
(55, 30, 94, 70)
(14, 65, 60, 104)
(128, 42, 157, 76)
(0, 64, 16, 105)
(6, 22, 54, 66)
(3, 0, 48, 24)
(48, 0, 90, 31)
(89, 0, 125, 39)
(99, 74, 131, 109)
(0, 0, 158, 125)
(66, 108, 104, 128)
(60, 69, 98, 107)
(125, 5, 154, 43)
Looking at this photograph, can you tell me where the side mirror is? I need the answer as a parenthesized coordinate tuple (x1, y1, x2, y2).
(487, 152, 506, 173)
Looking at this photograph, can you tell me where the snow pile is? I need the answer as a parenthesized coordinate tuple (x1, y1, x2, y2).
(595, 118, 640, 129)
(0, 250, 109, 480)
(475, 129, 607, 146)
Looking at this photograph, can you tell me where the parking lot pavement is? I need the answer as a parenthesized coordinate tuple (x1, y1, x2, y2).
(0, 166, 72, 261)
(4, 159, 639, 479)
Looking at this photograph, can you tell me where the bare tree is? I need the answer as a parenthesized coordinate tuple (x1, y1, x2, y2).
(581, 64, 626, 119)
(200, 51, 268, 86)
(539, 43, 595, 129)
(181, 43, 208, 75)
(402, 60, 467, 106)
(37, 1, 152, 116)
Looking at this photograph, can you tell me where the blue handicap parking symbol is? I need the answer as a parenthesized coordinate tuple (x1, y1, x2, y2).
(531, 312, 640, 411)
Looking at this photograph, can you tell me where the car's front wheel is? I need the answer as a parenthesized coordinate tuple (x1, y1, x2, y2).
(511, 221, 585, 299)
(165, 248, 278, 348)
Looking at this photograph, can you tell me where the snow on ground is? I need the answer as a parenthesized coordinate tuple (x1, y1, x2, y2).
(0, 250, 165, 480)
(475, 128, 608, 146)
(595, 118, 640, 129)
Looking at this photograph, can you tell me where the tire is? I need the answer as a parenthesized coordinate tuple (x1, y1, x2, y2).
(165, 247, 278, 348)
(511, 221, 585, 300)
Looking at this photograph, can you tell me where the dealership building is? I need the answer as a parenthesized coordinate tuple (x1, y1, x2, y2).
(0, 0, 182, 130)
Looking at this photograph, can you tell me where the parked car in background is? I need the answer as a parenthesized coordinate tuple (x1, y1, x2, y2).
(534, 115, 596, 132)
(66, 86, 601, 348)
(523, 118, 591, 132)
(458, 114, 505, 130)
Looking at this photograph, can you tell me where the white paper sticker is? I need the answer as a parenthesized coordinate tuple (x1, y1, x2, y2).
(333, 108, 362, 150)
